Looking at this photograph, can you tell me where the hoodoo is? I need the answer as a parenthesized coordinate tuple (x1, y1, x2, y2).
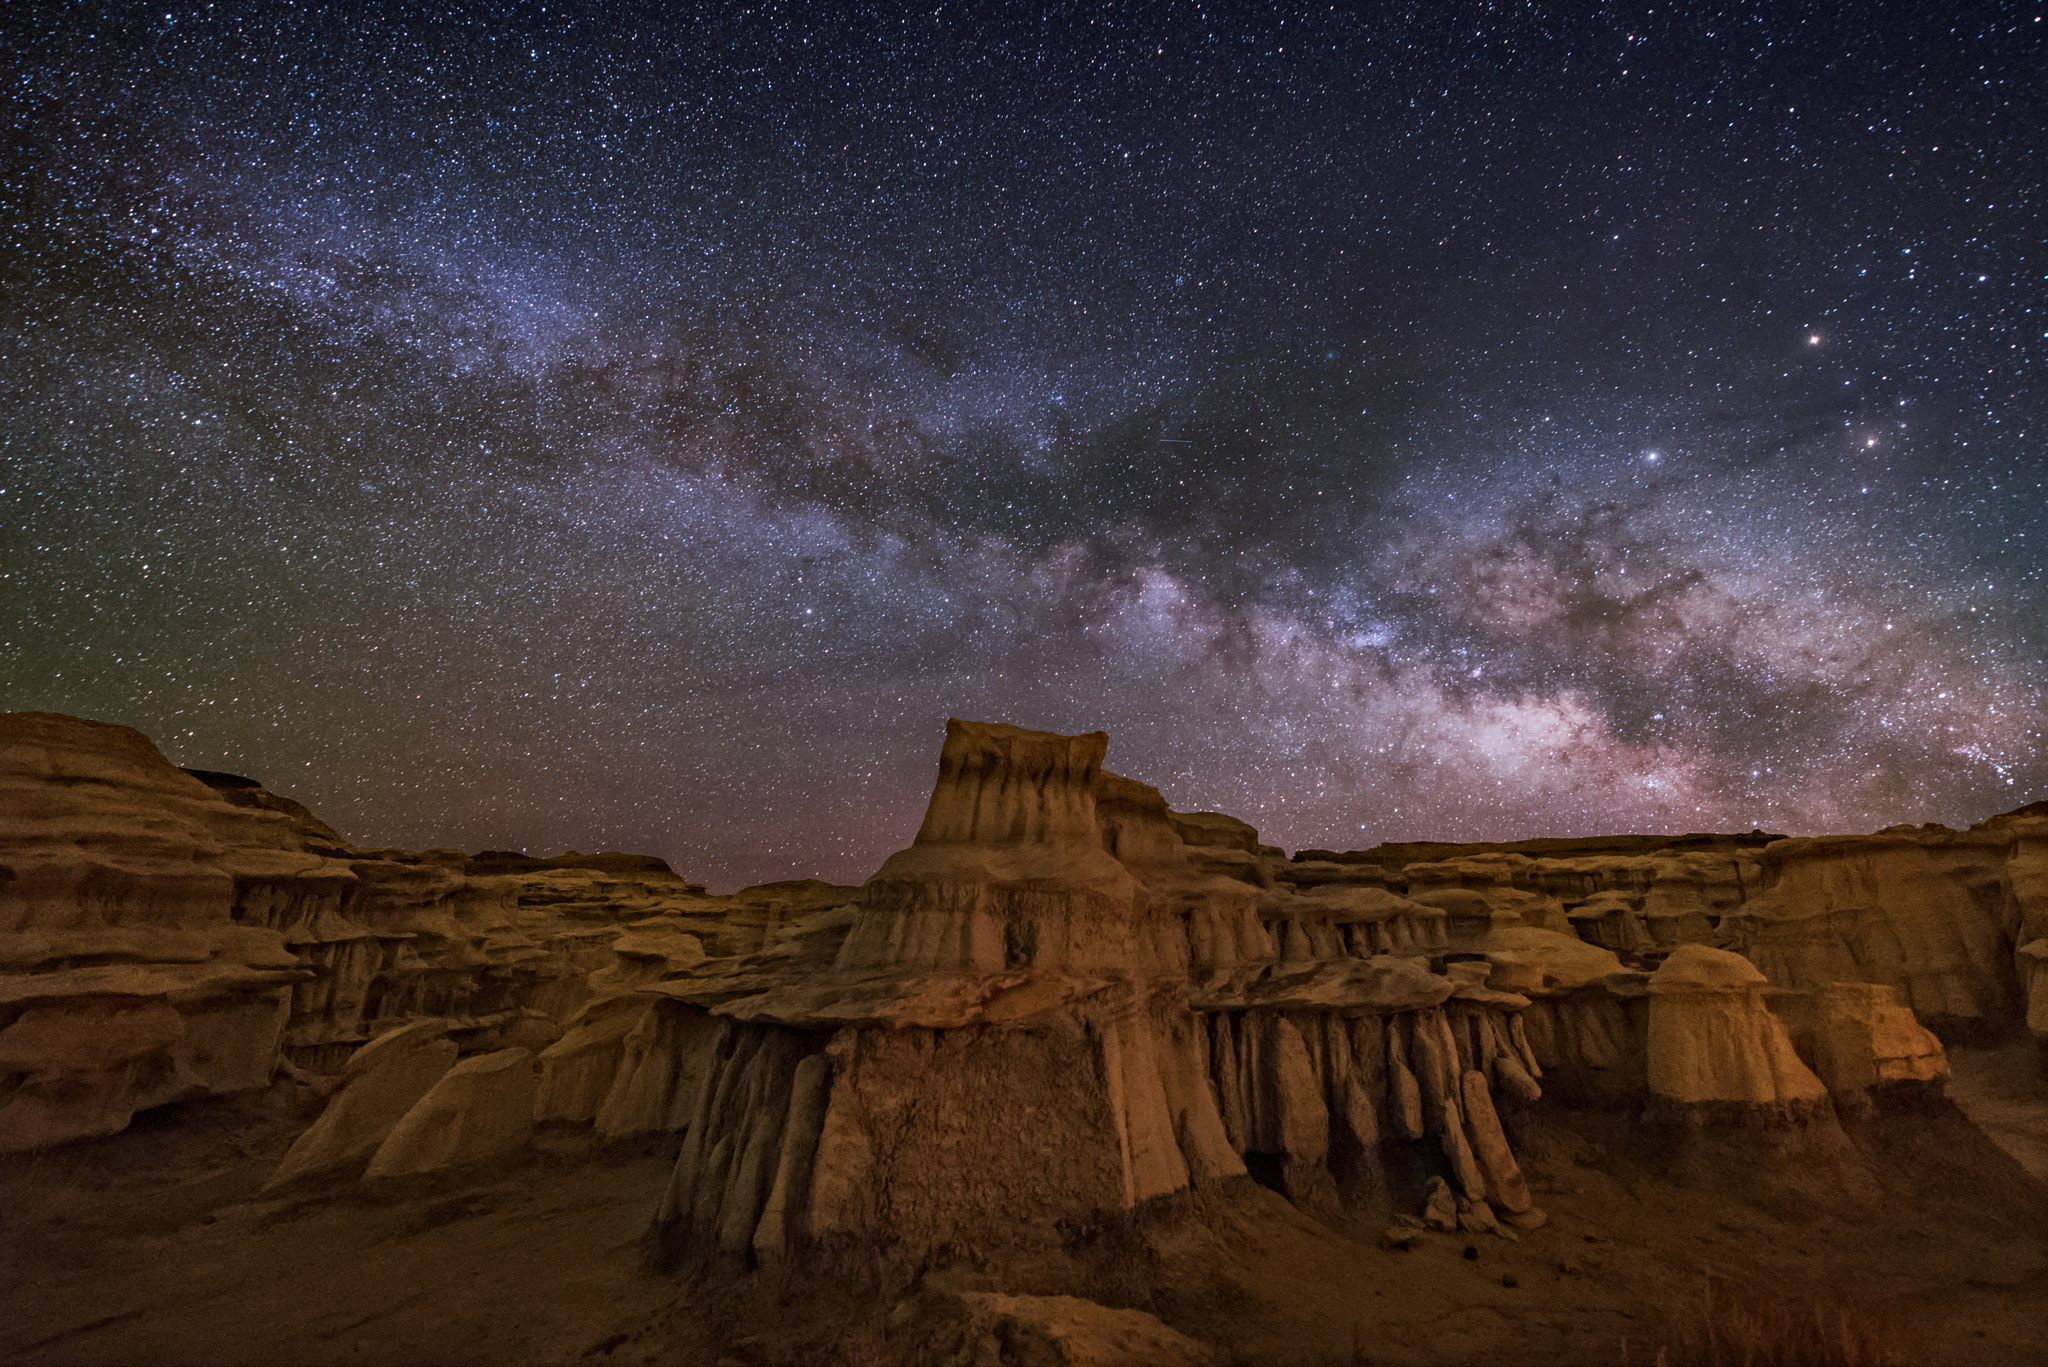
(642, 718, 1255, 1262)
(630, 719, 1969, 1264)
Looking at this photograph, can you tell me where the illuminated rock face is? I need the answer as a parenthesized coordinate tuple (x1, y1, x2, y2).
(646, 721, 1242, 1260)
(1769, 981, 1949, 1098)
(837, 722, 1161, 978)
(0, 711, 711, 1151)
(363, 1046, 538, 1182)
(617, 722, 2048, 1266)
(644, 719, 1557, 1264)
(263, 1021, 458, 1190)
(1735, 819, 2048, 1039)
(12, 710, 2020, 1258)
(1, 713, 330, 1151)
(1297, 809, 2048, 1046)
(1644, 946, 1827, 1107)
(1287, 833, 1777, 959)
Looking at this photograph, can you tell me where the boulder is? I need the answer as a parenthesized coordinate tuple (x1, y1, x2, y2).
(1422, 1175, 1458, 1231)
(363, 1047, 537, 1181)
(264, 1021, 457, 1190)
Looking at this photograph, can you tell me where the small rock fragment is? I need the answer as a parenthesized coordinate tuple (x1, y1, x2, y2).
(1422, 1175, 1459, 1232)
(1456, 1196, 1500, 1234)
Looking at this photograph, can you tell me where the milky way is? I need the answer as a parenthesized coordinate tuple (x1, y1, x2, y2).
(5, 2, 2043, 888)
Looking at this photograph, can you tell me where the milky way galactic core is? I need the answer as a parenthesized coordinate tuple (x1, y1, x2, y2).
(5, 2, 2043, 888)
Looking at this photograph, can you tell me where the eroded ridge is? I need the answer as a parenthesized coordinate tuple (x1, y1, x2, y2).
(2, 709, 2036, 1270)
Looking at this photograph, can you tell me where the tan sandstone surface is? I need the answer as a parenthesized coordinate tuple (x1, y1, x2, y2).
(4, 711, 2047, 1365)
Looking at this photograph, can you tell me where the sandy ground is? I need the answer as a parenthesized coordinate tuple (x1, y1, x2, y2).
(4, 1063, 2047, 1366)
(0, 1091, 679, 1367)
(1949, 1039, 2048, 1181)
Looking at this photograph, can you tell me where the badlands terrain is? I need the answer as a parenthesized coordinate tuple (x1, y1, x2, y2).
(3, 710, 2046, 1365)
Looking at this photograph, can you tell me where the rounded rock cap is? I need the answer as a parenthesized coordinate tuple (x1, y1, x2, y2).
(1648, 943, 1768, 993)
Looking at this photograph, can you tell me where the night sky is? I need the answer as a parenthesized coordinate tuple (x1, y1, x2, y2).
(5, 2, 2043, 890)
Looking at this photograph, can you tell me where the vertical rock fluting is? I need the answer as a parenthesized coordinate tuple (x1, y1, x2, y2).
(14, 709, 2007, 1248)
(0, 711, 728, 1151)
(1290, 813, 2048, 1052)
(1188, 995, 1539, 1219)
(643, 719, 1568, 1265)
(645, 720, 1255, 1265)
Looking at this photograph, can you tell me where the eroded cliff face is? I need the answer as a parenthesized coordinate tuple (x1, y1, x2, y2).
(0, 712, 835, 1152)
(1735, 815, 2048, 1040)
(1294, 809, 2048, 1044)
(2, 713, 334, 1150)
(1289, 832, 1776, 958)
(639, 719, 1250, 1262)
(8, 709, 2036, 1283)
(627, 719, 1951, 1269)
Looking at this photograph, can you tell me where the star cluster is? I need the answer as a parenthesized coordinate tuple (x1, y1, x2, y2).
(4, 1, 2043, 888)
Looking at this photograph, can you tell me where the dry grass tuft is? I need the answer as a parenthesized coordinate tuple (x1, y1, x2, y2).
(1629, 1275, 1922, 1367)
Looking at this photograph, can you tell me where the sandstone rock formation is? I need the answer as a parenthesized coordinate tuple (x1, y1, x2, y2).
(1768, 980, 1949, 1099)
(263, 1019, 458, 1190)
(0, 711, 844, 1151)
(1291, 831, 1778, 957)
(1644, 946, 1827, 1107)
(11, 706, 2036, 1277)
(1, 714, 329, 1151)
(1299, 806, 2048, 1047)
(218, 715, 1987, 1264)
(1734, 811, 2048, 1041)
(14, 707, 2048, 1367)
(364, 1046, 538, 1182)
(633, 720, 1577, 1266)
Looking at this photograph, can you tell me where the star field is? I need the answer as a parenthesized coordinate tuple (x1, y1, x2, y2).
(4, 1, 2043, 888)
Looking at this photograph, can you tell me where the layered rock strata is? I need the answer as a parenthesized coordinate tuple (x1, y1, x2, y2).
(634, 720, 1942, 1267)
(1290, 831, 1779, 957)
(6, 707, 2015, 1242)
(1298, 806, 2048, 1043)
(1735, 813, 2048, 1040)
(0, 711, 837, 1152)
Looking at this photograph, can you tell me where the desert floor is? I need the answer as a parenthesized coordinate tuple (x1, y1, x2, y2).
(5, 1048, 2046, 1367)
